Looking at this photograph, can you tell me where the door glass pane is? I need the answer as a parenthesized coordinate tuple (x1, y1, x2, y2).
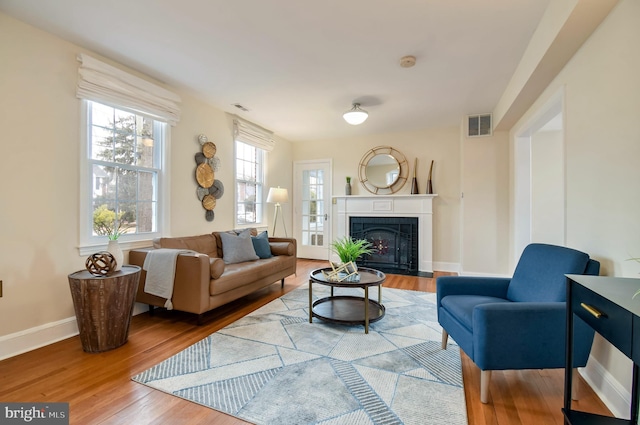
(302, 169, 324, 247)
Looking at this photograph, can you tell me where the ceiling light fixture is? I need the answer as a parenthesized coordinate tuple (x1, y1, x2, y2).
(400, 55, 416, 68)
(343, 103, 369, 125)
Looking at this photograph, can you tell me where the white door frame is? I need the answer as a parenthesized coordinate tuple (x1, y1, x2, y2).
(513, 88, 566, 267)
(293, 159, 333, 260)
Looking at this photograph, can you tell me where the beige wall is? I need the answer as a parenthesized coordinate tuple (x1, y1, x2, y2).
(0, 13, 293, 339)
(510, 0, 640, 413)
(460, 130, 510, 274)
(531, 129, 564, 245)
(292, 127, 462, 268)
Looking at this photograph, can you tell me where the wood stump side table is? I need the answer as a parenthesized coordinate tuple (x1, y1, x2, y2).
(68, 265, 141, 353)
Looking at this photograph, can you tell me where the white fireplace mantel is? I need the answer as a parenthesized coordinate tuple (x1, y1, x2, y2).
(332, 194, 437, 272)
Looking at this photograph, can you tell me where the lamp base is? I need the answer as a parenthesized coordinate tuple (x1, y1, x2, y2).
(272, 203, 288, 237)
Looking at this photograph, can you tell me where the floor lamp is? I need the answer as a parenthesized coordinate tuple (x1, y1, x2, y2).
(267, 187, 288, 237)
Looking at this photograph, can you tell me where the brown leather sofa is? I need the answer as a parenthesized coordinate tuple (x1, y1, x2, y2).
(129, 230, 296, 323)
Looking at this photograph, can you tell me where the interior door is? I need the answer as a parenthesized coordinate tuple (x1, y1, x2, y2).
(293, 160, 332, 260)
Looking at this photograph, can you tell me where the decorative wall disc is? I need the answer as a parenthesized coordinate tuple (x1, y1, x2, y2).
(205, 210, 215, 222)
(196, 163, 214, 188)
(202, 194, 216, 210)
(208, 156, 221, 171)
(202, 141, 217, 158)
(195, 152, 207, 165)
(209, 179, 224, 198)
(196, 186, 208, 201)
(198, 134, 208, 145)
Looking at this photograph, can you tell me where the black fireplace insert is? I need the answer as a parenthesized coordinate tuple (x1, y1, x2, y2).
(350, 216, 429, 276)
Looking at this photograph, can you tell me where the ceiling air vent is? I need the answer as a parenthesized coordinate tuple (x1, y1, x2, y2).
(467, 113, 492, 137)
(232, 103, 249, 112)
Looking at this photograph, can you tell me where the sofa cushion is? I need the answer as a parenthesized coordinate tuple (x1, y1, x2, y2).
(252, 231, 272, 259)
(219, 229, 259, 264)
(209, 257, 225, 279)
(209, 256, 289, 295)
(152, 234, 218, 257)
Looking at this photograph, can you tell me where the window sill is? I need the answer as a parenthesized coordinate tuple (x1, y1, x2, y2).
(78, 239, 154, 257)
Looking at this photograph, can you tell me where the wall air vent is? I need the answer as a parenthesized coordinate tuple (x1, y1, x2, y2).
(467, 113, 492, 137)
(232, 103, 249, 112)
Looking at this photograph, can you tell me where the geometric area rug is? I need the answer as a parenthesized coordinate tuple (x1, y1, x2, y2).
(132, 284, 467, 425)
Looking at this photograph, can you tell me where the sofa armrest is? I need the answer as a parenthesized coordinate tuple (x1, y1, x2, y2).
(129, 248, 211, 314)
(268, 237, 297, 257)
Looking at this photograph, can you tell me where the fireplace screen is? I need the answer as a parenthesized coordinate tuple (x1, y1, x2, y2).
(350, 216, 418, 275)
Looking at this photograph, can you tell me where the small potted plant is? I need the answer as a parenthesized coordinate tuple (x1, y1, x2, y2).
(93, 205, 130, 271)
(345, 176, 352, 195)
(331, 236, 373, 264)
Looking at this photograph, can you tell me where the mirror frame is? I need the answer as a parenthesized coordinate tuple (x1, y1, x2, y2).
(358, 146, 409, 194)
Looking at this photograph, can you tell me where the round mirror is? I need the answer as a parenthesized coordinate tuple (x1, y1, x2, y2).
(358, 146, 409, 194)
(365, 154, 400, 188)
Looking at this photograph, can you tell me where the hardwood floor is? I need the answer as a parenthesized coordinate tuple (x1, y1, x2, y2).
(0, 259, 611, 424)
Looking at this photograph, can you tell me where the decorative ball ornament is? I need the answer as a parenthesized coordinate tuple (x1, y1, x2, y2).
(85, 251, 117, 276)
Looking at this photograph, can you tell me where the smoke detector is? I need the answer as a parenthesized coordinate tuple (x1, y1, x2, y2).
(400, 55, 416, 68)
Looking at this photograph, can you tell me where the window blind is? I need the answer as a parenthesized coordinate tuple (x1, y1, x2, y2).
(233, 117, 275, 152)
(76, 54, 181, 125)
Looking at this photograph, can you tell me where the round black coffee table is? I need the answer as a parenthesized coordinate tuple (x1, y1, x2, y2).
(308, 266, 386, 334)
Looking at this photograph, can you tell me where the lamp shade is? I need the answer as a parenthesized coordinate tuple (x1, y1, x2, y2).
(343, 103, 368, 125)
(267, 187, 289, 204)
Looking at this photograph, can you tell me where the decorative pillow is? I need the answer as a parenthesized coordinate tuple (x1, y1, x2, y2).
(251, 231, 272, 259)
(209, 257, 225, 279)
(219, 229, 259, 264)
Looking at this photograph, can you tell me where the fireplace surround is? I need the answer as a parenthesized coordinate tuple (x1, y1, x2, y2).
(332, 194, 436, 274)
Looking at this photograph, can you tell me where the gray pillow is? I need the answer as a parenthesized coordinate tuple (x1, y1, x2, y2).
(219, 229, 259, 264)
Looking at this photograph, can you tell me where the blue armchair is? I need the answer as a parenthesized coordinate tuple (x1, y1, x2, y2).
(437, 243, 600, 403)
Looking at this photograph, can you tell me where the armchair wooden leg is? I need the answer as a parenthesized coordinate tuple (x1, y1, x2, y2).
(480, 370, 491, 404)
(441, 330, 449, 349)
(572, 368, 580, 400)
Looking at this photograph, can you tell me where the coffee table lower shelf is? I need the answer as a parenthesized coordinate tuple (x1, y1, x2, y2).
(312, 295, 385, 329)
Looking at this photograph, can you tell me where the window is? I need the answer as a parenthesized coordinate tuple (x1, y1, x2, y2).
(76, 54, 179, 254)
(80, 100, 167, 251)
(235, 141, 265, 225)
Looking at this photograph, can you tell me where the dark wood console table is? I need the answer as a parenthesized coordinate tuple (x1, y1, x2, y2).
(564, 274, 640, 424)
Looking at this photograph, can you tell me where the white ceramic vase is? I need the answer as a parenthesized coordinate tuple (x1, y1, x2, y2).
(107, 240, 123, 271)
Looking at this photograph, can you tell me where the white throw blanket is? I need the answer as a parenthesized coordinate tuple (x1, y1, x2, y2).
(142, 249, 197, 310)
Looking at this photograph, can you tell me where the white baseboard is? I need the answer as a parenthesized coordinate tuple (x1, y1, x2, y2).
(0, 317, 79, 361)
(580, 354, 631, 419)
(0, 303, 149, 361)
(433, 262, 460, 273)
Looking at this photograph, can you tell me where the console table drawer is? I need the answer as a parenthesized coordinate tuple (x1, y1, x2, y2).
(572, 283, 632, 357)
